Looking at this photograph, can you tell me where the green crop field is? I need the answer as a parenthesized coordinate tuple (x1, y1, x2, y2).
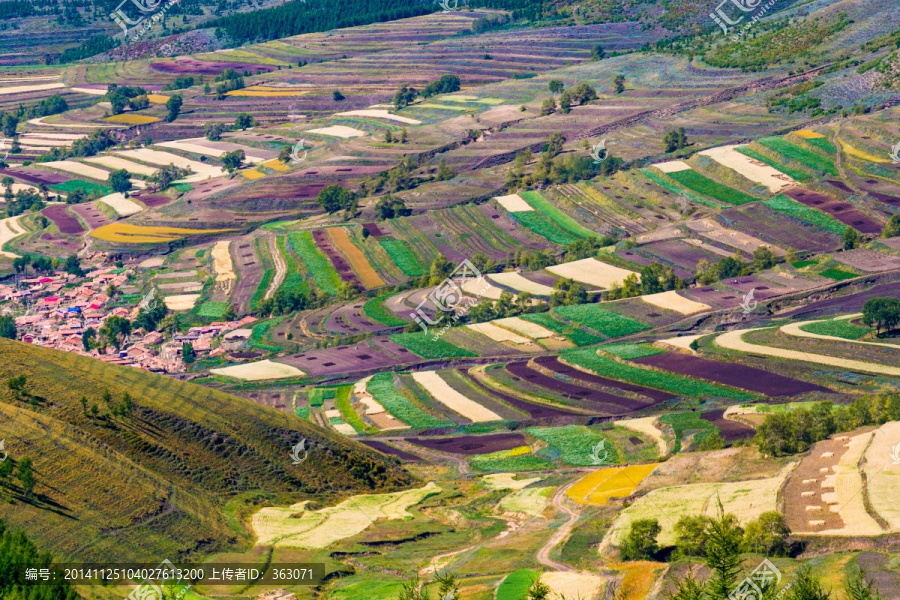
(762, 195, 846, 235)
(510, 211, 580, 245)
(666, 169, 758, 205)
(601, 343, 664, 360)
(757, 137, 839, 176)
(363, 295, 407, 327)
(367, 372, 446, 428)
(820, 268, 859, 280)
(658, 413, 719, 453)
(792, 260, 818, 268)
(470, 454, 555, 472)
(519, 312, 604, 346)
(290, 232, 342, 294)
(334, 385, 373, 433)
(802, 136, 837, 154)
(519, 190, 596, 238)
(50, 179, 113, 195)
(196, 301, 228, 318)
(390, 332, 477, 358)
(497, 570, 538, 600)
(735, 147, 813, 182)
(309, 386, 337, 407)
(799, 319, 872, 339)
(379, 238, 426, 277)
(527, 425, 619, 466)
(561, 348, 754, 399)
(640, 169, 722, 208)
(553, 305, 649, 338)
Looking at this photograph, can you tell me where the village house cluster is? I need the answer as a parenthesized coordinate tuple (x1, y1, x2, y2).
(1, 267, 255, 373)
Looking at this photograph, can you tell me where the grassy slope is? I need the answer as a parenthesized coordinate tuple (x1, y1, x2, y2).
(0, 339, 414, 562)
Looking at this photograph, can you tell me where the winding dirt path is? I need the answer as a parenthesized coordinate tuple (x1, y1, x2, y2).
(715, 328, 900, 376)
(264, 235, 286, 300)
(780, 314, 900, 350)
(536, 478, 581, 572)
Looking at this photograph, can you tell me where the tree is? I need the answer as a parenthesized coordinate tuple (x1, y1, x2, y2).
(422, 74, 461, 98)
(436, 158, 454, 181)
(743, 511, 791, 556)
(548, 80, 564, 94)
(664, 128, 689, 152)
(109, 169, 132, 194)
(1, 113, 18, 137)
(674, 515, 710, 558)
(278, 144, 292, 163)
(317, 184, 353, 213)
(753, 245, 777, 271)
(539, 97, 556, 116)
(620, 518, 661, 560)
(843, 226, 861, 250)
(223, 304, 237, 321)
(165, 94, 182, 122)
(614, 74, 625, 94)
(375, 194, 408, 219)
(235, 113, 254, 129)
(82, 327, 95, 351)
(99, 315, 131, 351)
(570, 83, 598, 104)
(0, 316, 15, 340)
(527, 578, 551, 600)
(182, 342, 196, 364)
(16, 456, 35, 499)
(704, 501, 744, 599)
(332, 90, 345, 101)
(558, 91, 572, 113)
(591, 44, 606, 60)
(546, 132, 565, 157)
(205, 122, 225, 141)
(0, 456, 13, 495)
(393, 84, 418, 109)
(222, 149, 245, 172)
(844, 570, 883, 600)
(786, 566, 832, 600)
(882, 215, 900, 238)
(861, 297, 900, 334)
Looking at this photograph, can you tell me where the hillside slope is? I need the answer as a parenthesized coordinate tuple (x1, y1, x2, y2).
(0, 339, 415, 562)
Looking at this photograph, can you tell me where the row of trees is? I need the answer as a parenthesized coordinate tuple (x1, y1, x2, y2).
(695, 246, 779, 286)
(755, 392, 900, 456)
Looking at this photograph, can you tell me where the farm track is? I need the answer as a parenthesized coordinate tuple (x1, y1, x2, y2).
(536, 478, 582, 572)
(264, 235, 287, 301)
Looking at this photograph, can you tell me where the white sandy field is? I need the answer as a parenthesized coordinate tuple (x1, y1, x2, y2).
(461, 275, 505, 300)
(641, 290, 710, 315)
(306, 125, 367, 138)
(493, 316, 555, 339)
(657, 333, 709, 352)
(541, 572, 606, 600)
(98, 193, 144, 217)
(211, 359, 305, 381)
(162, 294, 202, 311)
(211, 240, 237, 289)
(411, 371, 501, 422)
(687, 218, 784, 256)
(115, 148, 226, 181)
(699, 144, 794, 193)
(653, 160, 691, 173)
(0, 215, 26, 258)
(466, 321, 531, 344)
(715, 328, 900, 376)
(488, 271, 554, 296)
(494, 193, 534, 212)
(547, 258, 639, 290)
(43, 160, 112, 181)
(85, 155, 159, 177)
(158, 138, 266, 163)
(252, 482, 440, 548)
(481, 473, 543, 490)
(333, 109, 421, 124)
(781, 315, 900, 350)
(0, 82, 66, 95)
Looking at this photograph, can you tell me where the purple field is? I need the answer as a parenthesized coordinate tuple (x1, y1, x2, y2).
(405, 433, 527, 455)
(782, 281, 900, 319)
(633, 353, 830, 396)
(277, 338, 414, 376)
(462, 368, 585, 420)
(360, 441, 423, 461)
(785, 188, 881, 234)
(721, 204, 840, 253)
(43, 205, 83, 234)
(701, 410, 755, 441)
(506, 361, 646, 413)
(637, 240, 722, 273)
(533, 356, 676, 403)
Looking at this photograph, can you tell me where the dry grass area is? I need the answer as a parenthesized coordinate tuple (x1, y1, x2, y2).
(540, 571, 606, 600)
(212, 240, 237, 293)
(43, 160, 111, 180)
(494, 193, 534, 212)
(466, 322, 531, 344)
(211, 359, 305, 381)
(333, 109, 421, 124)
(493, 316, 555, 339)
(327, 227, 385, 289)
(488, 272, 554, 296)
(306, 125, 367, 138)
(85, 155, 158, 176)
(98, 193, 143, 217)
(90, 223, 234, 244)
(819, 432, 883, 536)
(699, 144, 794, 192)
(567, 464, 660, 505)
(162, 294, 201, 311)
(251, 482, 440, 548)
(653, 160, 691, 173)
(481, 473, 543, 490)
(104, 114, 161, 125)
(865, 422, 900, 530)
